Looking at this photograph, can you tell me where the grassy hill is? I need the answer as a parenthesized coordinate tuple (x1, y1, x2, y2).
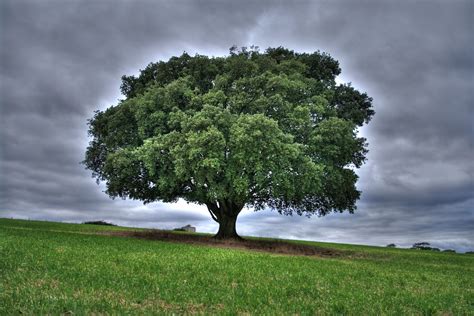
(0, 218, 472, 315)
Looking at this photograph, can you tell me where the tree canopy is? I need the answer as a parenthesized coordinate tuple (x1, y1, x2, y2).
(84, 46, 374, 239)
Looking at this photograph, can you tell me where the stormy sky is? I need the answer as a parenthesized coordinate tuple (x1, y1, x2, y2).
(1, 0, 473, 251)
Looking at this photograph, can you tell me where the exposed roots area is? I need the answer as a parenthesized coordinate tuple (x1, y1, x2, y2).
(111, 230, 345, 258)
(212, 234, 244, 242)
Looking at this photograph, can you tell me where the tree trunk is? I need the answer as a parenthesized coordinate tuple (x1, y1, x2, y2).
(214, 213, 241, 240)
(206, 200, 243, 240)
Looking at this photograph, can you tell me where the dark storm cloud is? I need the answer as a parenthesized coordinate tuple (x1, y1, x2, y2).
(1, 0, 472, 251)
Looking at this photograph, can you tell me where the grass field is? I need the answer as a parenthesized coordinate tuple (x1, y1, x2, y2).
(1, 218, 473, 315)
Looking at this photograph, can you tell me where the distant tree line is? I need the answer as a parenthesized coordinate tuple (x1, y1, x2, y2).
(385, 242, 462, 253)
(82, 220, 116, 226)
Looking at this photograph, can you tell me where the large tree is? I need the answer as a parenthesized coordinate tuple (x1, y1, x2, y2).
(84, 46, 374, 239)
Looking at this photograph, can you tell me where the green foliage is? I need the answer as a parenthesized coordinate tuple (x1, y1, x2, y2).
(1, 219, 473, 315)
(412, 242, 441, 251)
(84, 46, 374, 231)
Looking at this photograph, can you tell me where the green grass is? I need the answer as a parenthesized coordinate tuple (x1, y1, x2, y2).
(1, 218, 473, 315)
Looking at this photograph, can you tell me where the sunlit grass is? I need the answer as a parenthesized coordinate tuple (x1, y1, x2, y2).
(1, 218, 472, 314)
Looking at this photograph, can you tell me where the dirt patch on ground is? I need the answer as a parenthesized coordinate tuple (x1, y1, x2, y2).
(110, 230, 346, 258)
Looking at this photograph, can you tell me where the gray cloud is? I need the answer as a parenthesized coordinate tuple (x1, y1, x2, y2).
(1, 0, 473, 252)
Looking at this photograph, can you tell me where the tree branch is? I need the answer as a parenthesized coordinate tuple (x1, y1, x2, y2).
(205, 202, 221, 222)
(207, 208, 219, 222)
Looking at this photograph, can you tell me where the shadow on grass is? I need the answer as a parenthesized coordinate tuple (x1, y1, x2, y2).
(110, 230, 348, 258)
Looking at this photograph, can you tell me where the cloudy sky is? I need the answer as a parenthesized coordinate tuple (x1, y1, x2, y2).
(1, 0, 473, 251)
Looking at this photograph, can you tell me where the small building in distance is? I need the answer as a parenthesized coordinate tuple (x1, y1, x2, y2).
(174, 224, 196, 232)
